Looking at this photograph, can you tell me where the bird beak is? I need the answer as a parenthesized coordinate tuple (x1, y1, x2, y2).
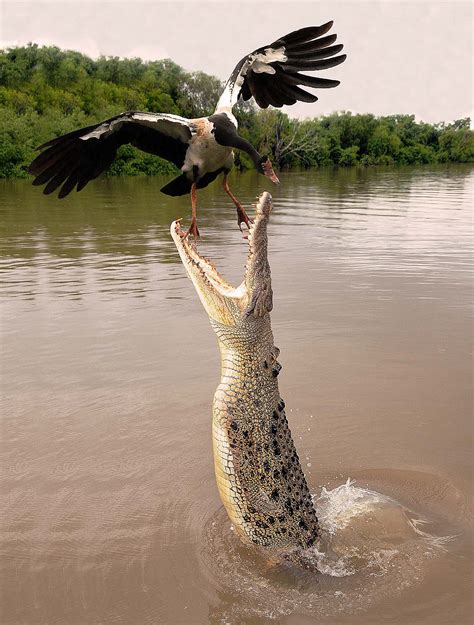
(262, 159, 280, 184)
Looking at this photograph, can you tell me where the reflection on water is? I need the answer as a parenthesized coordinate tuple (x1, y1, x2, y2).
(1, 166, 472, 625)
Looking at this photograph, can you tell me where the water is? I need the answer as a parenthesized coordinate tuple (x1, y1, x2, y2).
(1, 166, 472, 624)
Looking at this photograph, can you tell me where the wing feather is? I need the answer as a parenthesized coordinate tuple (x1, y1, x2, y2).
(263, 76, 291, 107)
(275, 68, 340, 89)
(282, 54, 347, 72)
(277, 81, 318, 104)
(58, 169, 82, 199)
(217, 21, 346, 111)
(246, 72, 271, 108)
(36, 121, 111, 150)
(43, 165, 71, 195)
(29, 112, 192, 198)
(240, 80, 252, 101)
(285, 33, 338, 53)
(269, 22, 334, 47)
(286, 44, 344, 62)
(30, 142, 77, 177)
(258, 75, 287, 108)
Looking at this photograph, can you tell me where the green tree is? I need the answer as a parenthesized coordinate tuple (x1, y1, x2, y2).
(0, 44, 473, 179)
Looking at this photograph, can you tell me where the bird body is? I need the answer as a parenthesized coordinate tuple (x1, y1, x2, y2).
(181, 117, 234, 180)
(29, 22, 346, 234)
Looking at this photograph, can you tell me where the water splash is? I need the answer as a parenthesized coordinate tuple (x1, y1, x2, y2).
(316, 477, 391, 534)
(202, 471, 464, 623)
(300, 477, 454, 578)
(409, 517, 457, 550)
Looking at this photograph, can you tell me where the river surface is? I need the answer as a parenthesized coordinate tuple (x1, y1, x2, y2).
(1, 166, 472, 625)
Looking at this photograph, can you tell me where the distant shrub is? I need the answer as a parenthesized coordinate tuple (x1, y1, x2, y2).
(0, 44, 473, 178)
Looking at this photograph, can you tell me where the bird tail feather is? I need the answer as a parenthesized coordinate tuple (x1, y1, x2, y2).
(160, 174, 192, 196)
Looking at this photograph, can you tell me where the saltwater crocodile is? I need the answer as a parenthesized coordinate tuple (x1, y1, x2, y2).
(171, 192, 319, 562)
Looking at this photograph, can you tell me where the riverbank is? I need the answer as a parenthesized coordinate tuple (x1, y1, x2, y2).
(1, 44, 473, 179)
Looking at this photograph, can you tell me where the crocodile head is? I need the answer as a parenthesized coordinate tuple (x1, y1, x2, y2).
(170, 192, 274, 326)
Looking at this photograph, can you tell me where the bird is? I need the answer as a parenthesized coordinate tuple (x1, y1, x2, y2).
(28, 21, 346, 238)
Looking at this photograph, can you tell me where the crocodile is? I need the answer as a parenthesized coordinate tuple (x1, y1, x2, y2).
(171, 192, 319, 562)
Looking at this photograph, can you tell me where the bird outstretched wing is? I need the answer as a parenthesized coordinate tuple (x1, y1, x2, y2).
(28, 112, 193, 198)
(216, 21, 346, 111)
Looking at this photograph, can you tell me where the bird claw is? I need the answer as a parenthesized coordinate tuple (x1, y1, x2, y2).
(183, 219, 200, 240)
(237, 207, 251, 228)
(238, 219, 250, 239)
(239, 226, 249, 240)
(237, 209, 254, 239)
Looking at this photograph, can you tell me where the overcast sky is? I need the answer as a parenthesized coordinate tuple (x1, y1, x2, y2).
(1, 1, 472, 123)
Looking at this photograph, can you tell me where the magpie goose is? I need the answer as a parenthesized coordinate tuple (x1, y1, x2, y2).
(29, 21, 346, 237)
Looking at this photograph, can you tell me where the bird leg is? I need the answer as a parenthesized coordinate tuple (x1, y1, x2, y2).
(223, 174, 251, 234)
(182, 182, 200, 239)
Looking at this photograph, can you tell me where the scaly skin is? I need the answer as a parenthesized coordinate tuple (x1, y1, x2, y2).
(171, 193, 319, 560)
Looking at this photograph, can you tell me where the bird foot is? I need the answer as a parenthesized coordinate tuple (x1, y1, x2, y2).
(237, 206, 252, 239)
(180, 218, 200, 240)
(239, 223, 249, 240)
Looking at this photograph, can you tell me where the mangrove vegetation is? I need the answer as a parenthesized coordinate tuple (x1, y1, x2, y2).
(1, 44, 473, 179)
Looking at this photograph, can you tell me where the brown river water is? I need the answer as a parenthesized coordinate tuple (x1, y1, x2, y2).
(1, 166, 472, 625)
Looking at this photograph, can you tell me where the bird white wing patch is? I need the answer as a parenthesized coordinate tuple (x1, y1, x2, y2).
(251, 61, 276, 75)
(215, 22, 346, 112)
(216, 48, 287, 109)
(80, 112, 192, 144)
(252, 47, 287, 71)
(131, 113, 193, 142)
(80, 121, 118, 141)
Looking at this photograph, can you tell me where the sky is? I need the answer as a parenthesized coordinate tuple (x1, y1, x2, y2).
(1, 0, 472, 123)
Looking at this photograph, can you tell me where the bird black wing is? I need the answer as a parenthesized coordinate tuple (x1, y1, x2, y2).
(216, 21, 346, 110)
(28, 112, 193, 198)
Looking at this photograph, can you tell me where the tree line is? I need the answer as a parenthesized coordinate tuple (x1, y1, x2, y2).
(1, 44, 472, 179)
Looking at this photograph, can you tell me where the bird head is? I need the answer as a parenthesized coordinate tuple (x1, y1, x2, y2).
(259, 156, 280, 184)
